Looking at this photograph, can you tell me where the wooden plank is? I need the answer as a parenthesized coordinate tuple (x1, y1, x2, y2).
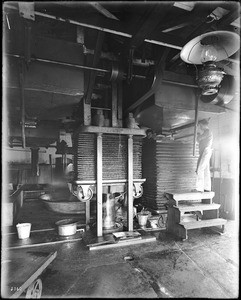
(76, 125, 146, 136)
(5, 230, 84, 250)
(96, 133, 103, 237)
(216, 9, 239, 29)
(5, 3, 185, 50)
(129, 3, 173, 49)
(127, 135, 133, 232)
(175, 203, 220, 212)
(3, 250, 57, 298)
(180, 218, 227, 230)
(89, 2, 119, 20)
(89, 235, 156, 250)
(80, 29, 91, 126)
(75, 179, 146, 185)
(165, 191, 215, 201)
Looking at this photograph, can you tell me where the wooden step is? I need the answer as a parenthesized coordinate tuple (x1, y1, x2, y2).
(165, 191, 215, 201)
(175, 203, 220, 212)
(180, 218, 227, 230)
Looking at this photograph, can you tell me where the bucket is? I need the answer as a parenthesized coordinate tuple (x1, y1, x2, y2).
(55, 219, 77, 236)
(149, 218, 159, 229)
(16, 223, 31, 239)
(137, 214, 149, 228)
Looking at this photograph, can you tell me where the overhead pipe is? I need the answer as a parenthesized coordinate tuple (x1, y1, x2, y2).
(5, 53, 146, 79)
(7, 55, 202, 90)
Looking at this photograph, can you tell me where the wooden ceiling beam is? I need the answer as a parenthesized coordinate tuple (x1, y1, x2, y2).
(89, 2, 119, 20)
(162, 22, 190, 33)
(216, 9, 240, 29)
(4, 4, 185, 50)
(129, 3, 173, 49)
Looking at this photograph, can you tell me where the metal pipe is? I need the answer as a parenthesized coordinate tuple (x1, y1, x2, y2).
(193, 92, 200, 156)
(7, 55, 199, 86)
(19, 63, 26, 148)
(162, 79, 198, 88)
(6, 53, 109, 73)
(6, 53, 146, 79)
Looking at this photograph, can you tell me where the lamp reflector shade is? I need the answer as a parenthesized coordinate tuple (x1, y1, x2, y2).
(180, 31, 240, 65)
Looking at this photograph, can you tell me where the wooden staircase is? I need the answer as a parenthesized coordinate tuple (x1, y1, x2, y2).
(165, 191, 227, 240)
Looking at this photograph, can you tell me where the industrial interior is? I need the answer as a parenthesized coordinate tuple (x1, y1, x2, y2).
(1, 1, 240, 298)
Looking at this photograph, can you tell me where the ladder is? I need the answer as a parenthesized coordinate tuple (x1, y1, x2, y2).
(165, 191, 227, 240)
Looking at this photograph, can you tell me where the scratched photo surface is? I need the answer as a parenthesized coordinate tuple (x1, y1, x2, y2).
(2, 1, 239, 298)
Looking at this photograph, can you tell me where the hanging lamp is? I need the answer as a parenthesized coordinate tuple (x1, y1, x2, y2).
(180, 31, 240, 95)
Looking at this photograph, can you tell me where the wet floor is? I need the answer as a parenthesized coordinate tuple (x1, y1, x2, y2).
(6, 200, 239, 298)
(37, 221, 239, 298)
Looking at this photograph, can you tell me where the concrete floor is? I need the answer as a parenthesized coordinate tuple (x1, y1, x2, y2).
(7, 199, 239, 298)
(36, 221, 238, 298)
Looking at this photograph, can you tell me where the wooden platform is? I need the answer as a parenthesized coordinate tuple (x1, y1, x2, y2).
(1, 249, 57, 298)
(75, 125, 146, 136)
(3, 228, 84, 250)
(165, 191, 215, 206)
(166, 190, 227, 240)
(165, 191, 215, 201)
(175, 203, 220, 212)
(180, 218, 227, 230)
(83, 230, 156, 251)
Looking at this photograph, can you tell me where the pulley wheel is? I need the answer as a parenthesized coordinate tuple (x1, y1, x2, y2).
(110, 62, 124, 82)
(76, 186, 93, 202)
(133, 185, 143, 199)
(25, 278, 42, 298)
(158, 214, 167, 228)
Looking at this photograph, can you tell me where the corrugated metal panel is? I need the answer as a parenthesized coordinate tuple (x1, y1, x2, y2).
(73, 133, 142, 181)
(142, 139, 198, 210)
(73, 133, 96, 180)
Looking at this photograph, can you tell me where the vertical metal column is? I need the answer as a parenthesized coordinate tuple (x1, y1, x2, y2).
(127, 134, 134, 231)
(85, 200, 90, 230)
(97, 133, 103, 236)
(193, 92, 199, 156)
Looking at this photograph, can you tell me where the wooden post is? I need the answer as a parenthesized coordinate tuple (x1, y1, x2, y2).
(77, 28, 92, 126)
(96, 133, 103, 237)
(111, 82, 118, 127)
(127, 134, 134, 231)
(81, 96, 91, 125)
(117, 81, 123, 127)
